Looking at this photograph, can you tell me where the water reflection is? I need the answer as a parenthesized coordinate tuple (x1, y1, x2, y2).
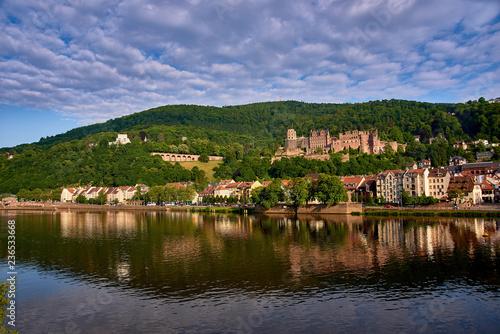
(2, 211, 499, 294)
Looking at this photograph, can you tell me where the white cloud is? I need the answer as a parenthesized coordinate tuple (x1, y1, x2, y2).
(0, 0, 498, 125)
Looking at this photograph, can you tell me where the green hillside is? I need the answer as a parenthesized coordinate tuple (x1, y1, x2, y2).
(25, 98, 500, 148)
(0, 98, 499, 195)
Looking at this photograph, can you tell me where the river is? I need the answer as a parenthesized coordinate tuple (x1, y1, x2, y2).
(1, 210, 499, 333)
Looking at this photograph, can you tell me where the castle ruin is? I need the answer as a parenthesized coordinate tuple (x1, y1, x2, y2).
(282, 128, 406, 156)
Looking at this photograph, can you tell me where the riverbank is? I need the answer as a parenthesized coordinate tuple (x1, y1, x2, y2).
(0, 203, 171, 212)
(360, 209, 500, 218)
(0, 203, 255, 214)
(4, 202, 500, 218)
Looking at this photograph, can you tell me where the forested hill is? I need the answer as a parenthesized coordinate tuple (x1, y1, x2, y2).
(27, 99, 500, 149)
(1, 98, 499, 194)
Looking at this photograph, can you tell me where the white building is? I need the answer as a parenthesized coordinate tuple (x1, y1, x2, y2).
(109, 134, 131, 145)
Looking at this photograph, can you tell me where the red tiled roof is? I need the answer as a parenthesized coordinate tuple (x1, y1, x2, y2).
(166, 183, 185, 188)
(261, 181, 273, 187)
(480, 180, 495, 190)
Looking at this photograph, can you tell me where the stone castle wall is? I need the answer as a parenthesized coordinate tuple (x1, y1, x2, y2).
(283, 128, 405, 156)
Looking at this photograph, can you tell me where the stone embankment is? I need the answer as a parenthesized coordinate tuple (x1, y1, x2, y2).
(255, 203, 363, 215)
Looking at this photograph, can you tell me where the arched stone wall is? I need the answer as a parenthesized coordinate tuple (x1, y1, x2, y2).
(150, 152, 224, 162)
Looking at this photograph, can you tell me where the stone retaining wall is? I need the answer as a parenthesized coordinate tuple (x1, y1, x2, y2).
(256, 202, 363, 214)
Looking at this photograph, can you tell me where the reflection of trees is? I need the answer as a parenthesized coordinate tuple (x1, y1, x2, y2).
(2, 212, 500, 300)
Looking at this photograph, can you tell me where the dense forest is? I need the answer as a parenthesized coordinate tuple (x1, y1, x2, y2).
(11, 98, 500, 149)
(1, 98, 499, 194)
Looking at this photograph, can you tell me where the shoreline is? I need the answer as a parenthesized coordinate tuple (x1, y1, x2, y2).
(3, 203, 500, 218)
(0, 203, 254, 214)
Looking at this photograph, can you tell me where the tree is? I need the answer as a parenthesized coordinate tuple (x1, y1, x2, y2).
(96, 190, 108, 205)
(50, 188, 63, 202)
(134, 186, 142, 201)
(76, 194, 87, 204)
(316, 147, 324, 155)
(149, 185, 165, 204)
(402, 189, 414, 206)
(17, 188, 30, 201)
(252, 181, 284, 210)
(448, 187, 464, 204)
(365, 192, 375, 206)
(383, 143, 395, 156)
(178, 144, 189, 154)
(287, 178, 311, 213)
(176, 186, 196, 203)
(169, 145, 179, 153)
(199, 153, 209, 163)
(476, 142, 487, 153)
(30, 188, 43, 202)
(311, 174, 348, 206)
(162, 186, 175, 203)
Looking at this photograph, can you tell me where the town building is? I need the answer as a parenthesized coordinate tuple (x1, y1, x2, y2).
(427, 168, 451, 200)
(1, 197, 18, 206)
(448, 175, 482, 204)
(449, 156, 467, 166)
(341, 176, 365, 201)
(208, 180, 261, 203)
(402, 169, 429, 198)
(453, 141, 468, 150)
(476, 151, 494, 161)
(418, 159, 431, 168)
(357, 175, 378, 201)
(444, 161, 500, 175)
(478, 179, 495, 203)
(376, 170, 405, 204)
(61, 185, 144, 204)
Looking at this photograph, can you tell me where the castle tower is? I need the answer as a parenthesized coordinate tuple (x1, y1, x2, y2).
(285, 128, 297, 149)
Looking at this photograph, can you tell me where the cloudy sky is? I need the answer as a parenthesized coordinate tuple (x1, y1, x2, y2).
(1, 0, 499, 147)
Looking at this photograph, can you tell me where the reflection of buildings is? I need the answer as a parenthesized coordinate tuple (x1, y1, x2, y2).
(212, 214, 256, 238)
(278, 218, 498, 280)
(59, 211, 143, 238)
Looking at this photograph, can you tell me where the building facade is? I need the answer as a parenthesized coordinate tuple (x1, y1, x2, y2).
(427, 168, 450, 200)
(377, 170, 405, 204)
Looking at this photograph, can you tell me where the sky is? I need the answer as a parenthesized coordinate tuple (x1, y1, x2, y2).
(1, 0, 499, 148)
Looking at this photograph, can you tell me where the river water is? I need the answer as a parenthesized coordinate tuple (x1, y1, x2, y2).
(1, 210, 499, 333)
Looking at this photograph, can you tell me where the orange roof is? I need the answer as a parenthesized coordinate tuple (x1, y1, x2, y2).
(261, 181, 273, 187)
(166, 182, 185, 188)
(343, 176, 364, 189)
(406, 168, 425, 176)
(480, 180, 495, 190)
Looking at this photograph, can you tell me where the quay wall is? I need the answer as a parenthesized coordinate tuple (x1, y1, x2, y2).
(256, 203, 363, 214)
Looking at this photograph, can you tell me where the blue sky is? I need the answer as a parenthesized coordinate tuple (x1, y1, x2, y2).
(1, 0, 499, 148)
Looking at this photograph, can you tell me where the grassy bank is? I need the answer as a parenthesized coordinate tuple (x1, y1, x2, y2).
(177, 160, 222, 181)
(359, 210, 500, 218)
